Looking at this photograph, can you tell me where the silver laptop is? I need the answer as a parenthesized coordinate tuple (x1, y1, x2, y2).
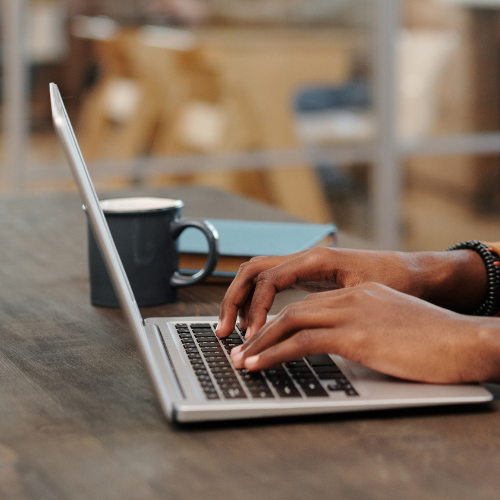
(50, 83, 492, 423)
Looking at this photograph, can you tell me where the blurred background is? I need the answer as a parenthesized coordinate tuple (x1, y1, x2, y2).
(2, 0, 500, 251)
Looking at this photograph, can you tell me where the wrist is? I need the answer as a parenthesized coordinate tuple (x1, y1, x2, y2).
(406, 250, 487, 312)
(465, 320, 500, 383)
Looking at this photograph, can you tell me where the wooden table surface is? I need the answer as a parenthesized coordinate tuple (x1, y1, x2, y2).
(0, 186, 499, 500)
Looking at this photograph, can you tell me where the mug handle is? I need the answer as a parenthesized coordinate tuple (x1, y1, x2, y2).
(170, 218, 219, 287)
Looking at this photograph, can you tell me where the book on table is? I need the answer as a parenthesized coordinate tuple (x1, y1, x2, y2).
(178, 219, 337, 280)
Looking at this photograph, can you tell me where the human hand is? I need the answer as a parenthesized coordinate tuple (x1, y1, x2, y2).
(229, 283, 498, 384)
(216, 247, 486, 339)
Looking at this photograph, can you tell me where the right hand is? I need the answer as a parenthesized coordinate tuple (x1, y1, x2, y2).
(215, 247, 487, 339)
(229, 282, 499, 384)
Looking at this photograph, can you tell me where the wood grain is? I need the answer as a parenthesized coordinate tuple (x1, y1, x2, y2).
(0, 187, 498, 500)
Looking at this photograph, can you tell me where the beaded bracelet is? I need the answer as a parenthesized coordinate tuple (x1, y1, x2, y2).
(445, 240, 500, 316)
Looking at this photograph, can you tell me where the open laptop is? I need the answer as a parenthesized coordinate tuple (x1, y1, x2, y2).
(50, 83, 493, 423)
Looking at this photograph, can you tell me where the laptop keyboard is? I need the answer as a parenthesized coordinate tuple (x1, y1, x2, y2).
(174, 323, 359, 400)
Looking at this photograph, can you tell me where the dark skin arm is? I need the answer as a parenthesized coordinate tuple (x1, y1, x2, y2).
(215, 247, 500, 383)
(216, 247, 487, 339)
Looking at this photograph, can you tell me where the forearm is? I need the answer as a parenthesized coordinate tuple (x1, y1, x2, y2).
(405, 250, 487, 313)
(462, 317, 500, 383)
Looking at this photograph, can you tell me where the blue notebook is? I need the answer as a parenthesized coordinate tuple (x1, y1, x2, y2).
(178, 219, 337, 278)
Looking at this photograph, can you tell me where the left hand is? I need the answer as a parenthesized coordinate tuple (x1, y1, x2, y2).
(230, 282, 495, 384)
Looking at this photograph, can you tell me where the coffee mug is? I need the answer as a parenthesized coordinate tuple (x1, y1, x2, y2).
(88, 197, 219, 307)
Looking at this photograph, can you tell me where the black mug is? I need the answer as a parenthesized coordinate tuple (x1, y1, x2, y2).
(88, 197, 219, 307)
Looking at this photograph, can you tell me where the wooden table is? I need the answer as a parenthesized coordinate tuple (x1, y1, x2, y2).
(0, 186, 499, 500)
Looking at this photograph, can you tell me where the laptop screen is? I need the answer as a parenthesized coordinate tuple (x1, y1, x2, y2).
(49, 83, 146, 344)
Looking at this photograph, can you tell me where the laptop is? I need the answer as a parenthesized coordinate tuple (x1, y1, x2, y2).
(50, 83, 493, 423)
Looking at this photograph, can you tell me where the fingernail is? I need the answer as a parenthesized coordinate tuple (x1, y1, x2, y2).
(231, 351, 244, 363)
(245, 327, 252, 339)
(230, 345, 243, 356)
(245, 355, 260, 369)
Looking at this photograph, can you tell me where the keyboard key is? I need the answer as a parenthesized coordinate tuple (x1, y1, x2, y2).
(285, 360, 307, 368)
(288, 366, 314, 375)
(271, 381, 301, 398)
(204, 355, 228, 362)
(218, 381, 243, 390)
(187, 353, 202, 360)
(249, 388, 274, 399)
(316, 372, 344, 380)
(222, 342, 243, 350)
(190, 362, 205, 369)
(346, 389, 359, 396)
(200, 346, 224, 353)
(221, 338, 243, 345)
(200, 380, 215, 388)
(306, 354, 335, 366)
(222, 387, 247, 399)
(334, 377, 349, 386)
(312, 365, 342, 373)
(265, 368, 289, 377)
(206, 393, 220, 400)
(297, 380, 328, 398)
(293, 377, 318, 388)
(214, 373, 238, 380)
(327, 383, 344, 392)
(243, 378, 268, 387)
(207, 360, 231, 367)
(314, 366, 343, 377)
(215, 378, 239, 387)
(211, 366, 233, 374)
(240, 372, 266, 382)
(267, 376, 290, 388)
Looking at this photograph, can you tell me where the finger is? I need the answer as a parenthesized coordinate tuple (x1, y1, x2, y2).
(243, 328, 339, 371)
(233, 289, 367, 366)
(293, 281, 340, 293)
(237, 298, 341, 359)
(216, 255, 291, 337)
(249, 288, 363, 345)
(232, 304, 346, 368)
(302, 286, 360, 301)
(237, 290, 254, 334)
(244, 250, 336, 335)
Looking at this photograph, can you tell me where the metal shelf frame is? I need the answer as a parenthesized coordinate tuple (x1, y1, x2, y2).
(4, 0, 500, 249)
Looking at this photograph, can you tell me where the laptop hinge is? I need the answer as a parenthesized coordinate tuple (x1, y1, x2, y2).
(153, 324, 186, 399)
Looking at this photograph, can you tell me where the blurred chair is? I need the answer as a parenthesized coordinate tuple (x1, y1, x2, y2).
(153, 27, 360, 221)
(75, 21, 359, 221)
(398, 29, 459, 139)
(73, 17, 167, 161)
